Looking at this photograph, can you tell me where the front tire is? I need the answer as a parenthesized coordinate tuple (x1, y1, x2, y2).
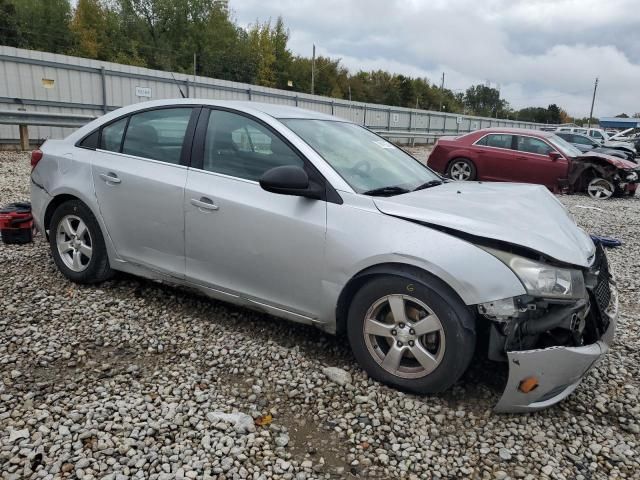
(587, 177, 614, 200)
(347, 275, 476, 394)
(447, 158, 476, 181)
(49, 200, 113, 283)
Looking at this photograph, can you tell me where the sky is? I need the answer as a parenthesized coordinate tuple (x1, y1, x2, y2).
(231, 0, 640, 118)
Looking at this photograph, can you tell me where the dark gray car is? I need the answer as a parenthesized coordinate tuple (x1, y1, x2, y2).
(556, 132, 636, 162)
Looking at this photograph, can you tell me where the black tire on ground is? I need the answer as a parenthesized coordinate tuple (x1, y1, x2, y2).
(347, 275, 476, 394)
(49, 199, 114, 284)
(446, 158, 477, 181)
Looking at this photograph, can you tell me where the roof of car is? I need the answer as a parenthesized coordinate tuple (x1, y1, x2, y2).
(113, 98, 340, 121)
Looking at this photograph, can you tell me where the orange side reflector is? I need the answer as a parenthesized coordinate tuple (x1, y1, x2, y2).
(518, 377, 540, 393)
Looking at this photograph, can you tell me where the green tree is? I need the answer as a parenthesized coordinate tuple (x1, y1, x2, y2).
(13, 0, 73, 53)
(464, 85, 505, 117)
(0, 0, 21, 47)
(271, 16, 292, 89)
(248, 20, 277, 87)
(70, 0, 109, 59)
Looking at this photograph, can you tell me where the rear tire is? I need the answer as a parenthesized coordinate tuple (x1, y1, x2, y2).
(49, 200, 113, 284)
(447, 158, 477, 181)
(347, 275, 476, 394)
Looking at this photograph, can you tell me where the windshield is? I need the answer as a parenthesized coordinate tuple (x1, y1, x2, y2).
(548, 134, 583, 158)
(281, 119, 441, 194)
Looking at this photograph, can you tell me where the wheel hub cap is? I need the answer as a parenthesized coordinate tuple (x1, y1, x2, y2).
(363, 294, 446, 379)
(56, 214, 93, 272)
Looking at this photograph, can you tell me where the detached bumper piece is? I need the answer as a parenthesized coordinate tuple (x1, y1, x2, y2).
(0, 202, 33, 244)
(495, 244, 617, 412)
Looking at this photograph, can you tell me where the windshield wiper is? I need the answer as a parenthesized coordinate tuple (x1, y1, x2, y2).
(362, 186, 410, 197)
(412, 180, 443, 191)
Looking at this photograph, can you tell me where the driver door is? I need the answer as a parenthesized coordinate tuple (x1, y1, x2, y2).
(184, 108, 328, 319)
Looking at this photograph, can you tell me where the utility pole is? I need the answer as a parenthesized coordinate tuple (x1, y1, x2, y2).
(193, 53, 197, 80)
(438, 72, 445, 111)
(587, 77, 599, 129)
(311, 44, 316, 95)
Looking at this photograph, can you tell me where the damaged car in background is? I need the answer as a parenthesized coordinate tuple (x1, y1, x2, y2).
(427, 128, 639, 199)
(30, 100, 617, 412)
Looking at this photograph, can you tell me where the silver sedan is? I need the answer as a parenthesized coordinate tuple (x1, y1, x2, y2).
(30, 100, 617, 412)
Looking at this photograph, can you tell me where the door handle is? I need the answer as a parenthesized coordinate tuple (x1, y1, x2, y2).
(190, 197, 219, 211)
(99, 172, 121, 184)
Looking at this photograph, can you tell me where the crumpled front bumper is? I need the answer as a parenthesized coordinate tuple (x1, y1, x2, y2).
(495, 282, 618, 413)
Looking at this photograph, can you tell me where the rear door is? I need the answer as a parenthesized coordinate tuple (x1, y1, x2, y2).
(472, 133, 516, 181)
(512, 135, 569, 187)
(183, 108, 328, 318)
(91, 106, 198, 277)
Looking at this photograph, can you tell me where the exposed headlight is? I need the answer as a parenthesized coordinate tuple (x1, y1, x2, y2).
(483, 248, 586, 299)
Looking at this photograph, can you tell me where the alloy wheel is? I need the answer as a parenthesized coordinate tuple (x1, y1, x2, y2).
(450, 161, 472, 180)
(56, 214, 93, 272)
(587, 178, 614, 200)
(363, 294, 446, 379)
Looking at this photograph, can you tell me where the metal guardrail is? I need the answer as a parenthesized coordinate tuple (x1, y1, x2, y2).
(373, 130, 450, 146)
(0, 110, 96, 149)
(0, 110, 95, 128)
(0, 109, 553, 151)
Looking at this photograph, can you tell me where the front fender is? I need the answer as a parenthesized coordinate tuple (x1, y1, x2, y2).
(318, 198, 526, 328)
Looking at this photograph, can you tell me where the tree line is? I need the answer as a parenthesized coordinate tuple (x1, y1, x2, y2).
(0, 0, 587, 124)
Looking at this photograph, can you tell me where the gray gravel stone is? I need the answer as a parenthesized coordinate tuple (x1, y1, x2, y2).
(1, 150, 639, 479)
(322, 366, 352, 386)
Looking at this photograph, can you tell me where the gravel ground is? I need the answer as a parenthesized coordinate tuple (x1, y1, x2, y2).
(1, 149, 639, 480)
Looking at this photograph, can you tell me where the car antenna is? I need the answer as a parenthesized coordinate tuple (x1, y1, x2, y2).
(170, 71, 187, 99)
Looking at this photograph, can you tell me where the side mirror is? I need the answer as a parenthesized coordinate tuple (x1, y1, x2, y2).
(259, 165, 323, 199)
(549, 151, 562, 161)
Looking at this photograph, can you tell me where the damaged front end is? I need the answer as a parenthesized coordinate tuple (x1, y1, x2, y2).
(478, 243, 617, 413)
(569, 155, 640, 198)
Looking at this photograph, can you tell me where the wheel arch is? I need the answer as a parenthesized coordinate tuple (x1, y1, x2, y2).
(43, 193, 117, 263)
(335, 262, 472, 336)
(44, 194, 81, 236)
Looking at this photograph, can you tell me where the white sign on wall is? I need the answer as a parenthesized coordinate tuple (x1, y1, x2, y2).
(392, 113, 400, 123)
(456, 116, 463, 124)
(136, 86, 152, 98)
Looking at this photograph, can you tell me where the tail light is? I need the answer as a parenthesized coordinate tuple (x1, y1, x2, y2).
(30, 149, 43, 170)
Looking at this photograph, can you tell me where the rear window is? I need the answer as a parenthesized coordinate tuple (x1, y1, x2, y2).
(99, 117, 128, 152)
(482, 134, 513, 149)
(121, 108, 192, 164)
(78, 130, 99, 150)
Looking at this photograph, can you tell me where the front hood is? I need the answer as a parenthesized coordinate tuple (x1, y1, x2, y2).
(577, 151, 638, 169)
(373, 182, 595, 267)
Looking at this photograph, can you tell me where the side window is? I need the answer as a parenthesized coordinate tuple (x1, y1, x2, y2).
(121, 108, 192, 164)
(516, 136, 553, 155)
(79, 130, 99, 150)
(591, 131, 603, 140)
(475, 136, 488, 146)
(573, 135, 591, 146)
(202, 109, 304, 181)
(99, 117, 128, 152)
(485, 134, 514, 149)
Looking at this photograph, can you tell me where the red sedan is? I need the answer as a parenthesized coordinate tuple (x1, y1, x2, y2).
(427, 128, 639, 199)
